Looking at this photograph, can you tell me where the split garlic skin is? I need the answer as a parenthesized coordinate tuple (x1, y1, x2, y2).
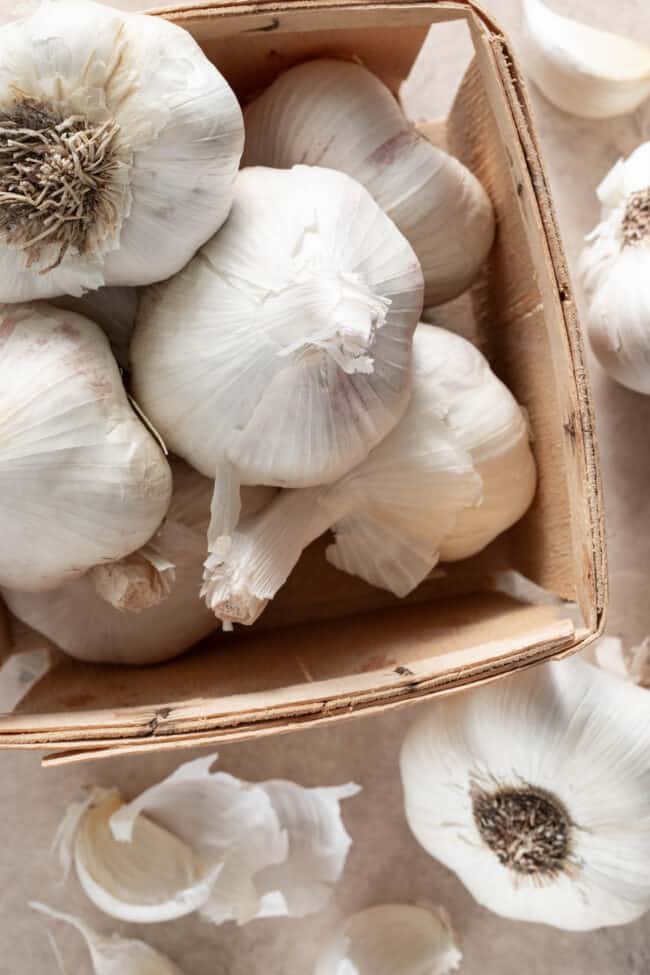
(580, 142, 650, 393)
(0, 0, 244, 300)
(520, 0, 650, 120)
(132, 164, 423, 490)
(242, 58, 495, 305)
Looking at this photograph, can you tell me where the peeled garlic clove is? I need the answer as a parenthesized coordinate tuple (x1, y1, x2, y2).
(520, 0, 650, 119)
(314, 903, 462, 975)
(243, 59, 494, 306)
(0, 0, 244, 300)
(52, 287, 138, 370)
(133, 164, 423, 491)
(31, 903, 184, 975)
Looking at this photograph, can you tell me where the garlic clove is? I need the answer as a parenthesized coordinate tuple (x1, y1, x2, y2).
(520, 0, 650, 120)
(314, 903, 462, 975)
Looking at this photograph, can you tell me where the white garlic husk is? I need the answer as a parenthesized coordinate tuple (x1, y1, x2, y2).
(401, 656, 650, 931)
(202, 324, 535, 627)
(0, 0, 244, 301)
(59, 754, 360, 925)
(0, 302, 171, 592)
(52, 286, 138, 369)
(580, 143, 650, 393)
(314, 904, 462, 975)
(520, 0, 650, 119)
(242, 59, 494, 306)
(31, 903, 184, 975)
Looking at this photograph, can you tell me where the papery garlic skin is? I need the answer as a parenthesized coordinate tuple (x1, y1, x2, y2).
(52, 286, 138, 369)
(580, 143, 650, 393)
(401, 657, 650, 931)
(243, 59, 494, 306)
(133, 164, 423, 489)
(0, 0, 244, 300)
(520, 0, 650, 120)
(0, 303, 171, 593)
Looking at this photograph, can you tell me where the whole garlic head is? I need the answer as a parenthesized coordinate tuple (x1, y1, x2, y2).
(242, 58, 495, 305)
(580, 142, 650, 393)
(132, 164, 424, 489)
(0, 0, 244, 300)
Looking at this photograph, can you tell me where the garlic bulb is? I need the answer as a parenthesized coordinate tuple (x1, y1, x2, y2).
(3, 464, 274, 664)
(314, 904, 462, 975)
(202, 325, 535, 627)
(580, 143, 650, 393)
(0, 0, 244, 301)
(132, 164, 423, 496)
(0, 302, 171, 592)
(520, 0, 650, 119)
(401, 656, 650, 930)
(31, 903, 184, 975)
(52, 286, 138, 369)
(60, 754, 359, 925)
(243, 59, 494, 306)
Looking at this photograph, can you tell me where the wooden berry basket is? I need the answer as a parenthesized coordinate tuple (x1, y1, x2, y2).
(0, 0, 606, 764)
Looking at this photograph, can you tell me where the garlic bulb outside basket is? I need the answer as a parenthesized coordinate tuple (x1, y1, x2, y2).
(243, 59, 495, 306)
(0, 0, 244, 301)
(0, 302, 171, 593)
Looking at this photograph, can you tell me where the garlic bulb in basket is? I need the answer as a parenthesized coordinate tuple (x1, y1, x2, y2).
(0, 302, 171, 593)
(580, 142, 650, 393)
(242, 59, 495, 305)
(203, 325, 535, 627)
(132, 164, 423, 498)
(0, 0, 244, 301)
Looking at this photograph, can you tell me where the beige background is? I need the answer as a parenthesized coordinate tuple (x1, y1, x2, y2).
(2, 1, 650, 972)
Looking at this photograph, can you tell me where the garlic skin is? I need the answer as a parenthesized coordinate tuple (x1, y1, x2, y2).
(401, 657, 650, 931)
(243, 59, 494, 306)
(0, 0, 244, 300)
(133, 164, 423, 492)
(520, 0, 650, 120)
(314, 904, 462, 975)
(0, 303, 171, 593)
(52, 287, 138, 369)
(580, 143, 650, 393)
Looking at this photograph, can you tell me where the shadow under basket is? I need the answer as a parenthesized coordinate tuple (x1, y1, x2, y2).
(0, 0, 606, 765)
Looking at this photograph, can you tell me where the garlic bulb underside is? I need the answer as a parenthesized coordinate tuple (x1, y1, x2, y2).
(132, 164, 423, 490)
(3, 465, 274, 664)
(31, 903, 184, 975)
(52, 287, 138, 369)
(580, 142, 650, 393)
(314, 904, 462, 975)
(400, 656, 650, 930)
(520, 0, 650, 119)
(243, 59, 494, 306)
(0, 303, 171, 592)
(0, 0, 244, 301)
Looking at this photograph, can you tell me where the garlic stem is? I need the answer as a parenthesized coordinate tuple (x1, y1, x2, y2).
(90, 545, 176, 614)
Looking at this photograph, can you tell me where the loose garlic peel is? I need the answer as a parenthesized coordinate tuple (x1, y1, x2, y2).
(521, 0, 650, 120)
(314, 904, 462, 975)
(243, 59, 494, 306)
(202, 325, 535, 627)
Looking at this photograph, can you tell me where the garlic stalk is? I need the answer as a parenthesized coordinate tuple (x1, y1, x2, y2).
(0, 302, 171, 593)
(133, 163, 423, 499)
(520, 0, 650, 119)
(580, 142, 650, 393)
(0, 0, 244, 301)
(242, 59, 494, 306)
(52, 287, 138, 370)
(202, 325, 535, 627)
(314, 904, 462, 975)
(400, 656, 650, 930)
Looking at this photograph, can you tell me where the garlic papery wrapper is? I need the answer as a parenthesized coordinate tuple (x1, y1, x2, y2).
(0, 303, 171, 593)
(52, 287, 138, 370)
(202, 325, 535, 627)
(133, 164, 423, 497)
(314, 904, 462, 975)
(520, 0, 650, 120)
(580, 143, 650, 393)
(0, 0, 244, 300)
(64, 754, 360, 925)
(400, 657, 650, 930)
(242, 59, 494, 307)
(31, 903, 185, 975)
